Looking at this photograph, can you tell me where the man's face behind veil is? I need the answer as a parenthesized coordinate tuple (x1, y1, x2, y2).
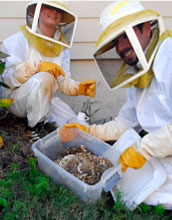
(115, 22, 151, 66)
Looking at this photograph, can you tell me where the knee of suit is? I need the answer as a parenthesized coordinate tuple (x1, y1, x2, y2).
(31, 72, 57, 98)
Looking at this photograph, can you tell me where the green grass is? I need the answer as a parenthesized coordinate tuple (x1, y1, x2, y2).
(0, 158, 172, 220)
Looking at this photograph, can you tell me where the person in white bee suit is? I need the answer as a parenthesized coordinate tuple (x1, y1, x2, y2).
(1, 0, 96, 128)
(60, 0, 172, 209)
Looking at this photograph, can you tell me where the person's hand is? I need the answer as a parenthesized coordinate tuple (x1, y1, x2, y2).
(39, 61, 65, 79)
(79, 80, 96, 98)
(59, 123, 87, 142)
(118, 146, 147, 172)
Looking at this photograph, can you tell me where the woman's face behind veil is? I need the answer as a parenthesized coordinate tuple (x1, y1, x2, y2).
(39, 5, 63, 30)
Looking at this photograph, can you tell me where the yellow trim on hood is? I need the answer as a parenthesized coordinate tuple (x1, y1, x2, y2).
(111, 1, 130, 15)
(96, 9, 160, 51)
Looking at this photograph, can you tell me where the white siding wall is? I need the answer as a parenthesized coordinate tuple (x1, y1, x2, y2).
(0, 1, 172, 121)
(1, 1, 172, 59)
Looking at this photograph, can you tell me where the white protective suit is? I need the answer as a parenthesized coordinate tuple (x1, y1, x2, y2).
(122, 37, 172, 209)
(83, 0, 172, 208)
(1, 30, 80, 127)
(88, 37, 172, 209)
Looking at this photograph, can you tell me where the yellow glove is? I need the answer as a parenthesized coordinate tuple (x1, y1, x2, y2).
(0, 136, 4, 148)
(79, 80, 96, 98)
(118, 146, 147, 172)
(39, 61, 65, 80)
(64, 122, 87, 132)
(59, 123, 87, 142)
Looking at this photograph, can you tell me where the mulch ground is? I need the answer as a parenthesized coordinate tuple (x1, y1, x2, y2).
(0, 112, 56, 177)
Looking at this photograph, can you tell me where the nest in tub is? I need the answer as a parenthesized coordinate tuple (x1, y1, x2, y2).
(54, 145, 113, 185)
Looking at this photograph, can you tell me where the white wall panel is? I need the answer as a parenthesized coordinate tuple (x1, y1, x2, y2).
(0, 1, 27, 17)
(70, 43, 95, 60)
(0, 1, 172, 61)
(0, 19, 25, 42)
(0, 1, 172, 18)
(0, 18, 100, 43)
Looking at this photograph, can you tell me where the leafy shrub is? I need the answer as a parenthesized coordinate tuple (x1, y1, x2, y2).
(0, 51, 14, 108)
(0, 51, 14, 147)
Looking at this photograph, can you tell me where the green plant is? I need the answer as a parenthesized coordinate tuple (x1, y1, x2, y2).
(154, 204, 165, 215)
(0, 51, 14, 147)
(112, 190, 126, 212)
(9, 144, 19, 153)
(0, 131, 7, 139)
(0, 52, 7, 77)
(0, 158, 172, 220)
(0, 51, 14, 109)
(139, 203, 151, 212)
(81, 99, 113, 125)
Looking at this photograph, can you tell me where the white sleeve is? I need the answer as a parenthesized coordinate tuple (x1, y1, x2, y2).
(57, 78, 80, 96)
(87, 119, 126, 141)
(87, 88, 140, 141)
(115, 87, 140, 131)
(134, 121, 172, 160)
(1, 33, 39, 88)
(2, 57, 24, 88)
(57, 49, 81, 95)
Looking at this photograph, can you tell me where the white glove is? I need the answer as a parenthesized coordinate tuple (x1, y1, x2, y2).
(133, 120, 172, 160)
(14, 60, 41, 83)
(87, 120, 126, 141)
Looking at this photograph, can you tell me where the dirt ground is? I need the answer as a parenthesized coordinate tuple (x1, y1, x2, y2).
(0, 112, 56, 177)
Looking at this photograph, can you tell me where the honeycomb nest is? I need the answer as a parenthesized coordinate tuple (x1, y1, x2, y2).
(54, 145, 113, 185)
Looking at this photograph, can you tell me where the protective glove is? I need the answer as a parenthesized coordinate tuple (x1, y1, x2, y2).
(79, 80, 96, 98)
(118, 146, 147, 172)
(0, 136, 4, 148)
(59, 122, 87, 142)
(39, 61, 65, 80)
(64, 122, 87, 132)
(118, 121, 172, 172)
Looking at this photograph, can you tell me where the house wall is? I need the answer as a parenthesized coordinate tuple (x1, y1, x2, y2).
(0, 1, 172, 122)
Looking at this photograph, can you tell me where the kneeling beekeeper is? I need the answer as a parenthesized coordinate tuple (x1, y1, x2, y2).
(60, 0, 172, 209)
(1, 0, 96, 128)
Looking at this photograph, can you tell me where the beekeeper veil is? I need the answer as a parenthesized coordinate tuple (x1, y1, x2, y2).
(94, 0, 165, 90)
(26, 0, 77, 48)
